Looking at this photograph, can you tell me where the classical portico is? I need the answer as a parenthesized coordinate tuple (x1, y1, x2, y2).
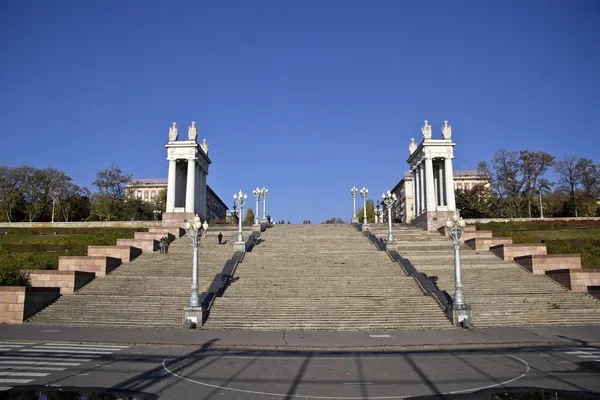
(163, 121, 211, 226)
(407, 120, 456, 231)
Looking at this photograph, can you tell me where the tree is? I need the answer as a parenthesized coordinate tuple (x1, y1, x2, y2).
(455, 184, 492, 218)
(576, 158, 600, 199)
(91, 165, 132, 221)
(356, 199, 375, 223)
(555, 156, 580, 217)
(478, 150, 524, 217)
(244, 208, 255, 226)
(0, 166, 24, 222)
(20, 166, 50, 222)
(93, 165, 131, 200)
(519, 150, 555, 218)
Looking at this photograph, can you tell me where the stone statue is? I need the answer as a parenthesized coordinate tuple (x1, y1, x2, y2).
(188, 121, 198, 141)
(442, 120, 452, 140)
(409, 138, 417, 155)
(421, 120, 432, 140)
(200, 138, 209, 155)
(168, 122, 178, 142)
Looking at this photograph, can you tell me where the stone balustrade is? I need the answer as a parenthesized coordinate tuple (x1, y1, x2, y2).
(87, 245, 142, 263)
(489, 243, 547, 261)
(464, 237, 513, 251)
(514, 254, 582, 275)
(546, 269, 600, 293)
(0, 287, 60, 323)
(59, 256, 121, 276)
(116, 238, 159, 252)
(21, 270, 96, 294)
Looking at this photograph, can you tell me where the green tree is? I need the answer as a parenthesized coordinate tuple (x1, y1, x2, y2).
(455, 184, 492, 218)
(555, 156, 580, 217)
(519, 150, 555, 218)
(0, 166, 24, 222)
(244, 208, 255, 226)
(356, 199, 375, 223)
(90, 165, 132, 220)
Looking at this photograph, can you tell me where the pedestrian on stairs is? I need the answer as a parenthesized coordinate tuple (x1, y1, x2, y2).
(218, 232, 223, 245)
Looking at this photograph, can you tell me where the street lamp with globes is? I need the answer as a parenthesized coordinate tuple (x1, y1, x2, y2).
(359, 187, 369, 230)
(445, 213, 472, 328)
(184, 215, 209, 308)
(350, 187, 359, 224)
(233, 190, 248, 250)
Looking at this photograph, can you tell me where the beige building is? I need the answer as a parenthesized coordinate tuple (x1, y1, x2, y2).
(389, 170, 489, 223)
(126, 178, 228, 222)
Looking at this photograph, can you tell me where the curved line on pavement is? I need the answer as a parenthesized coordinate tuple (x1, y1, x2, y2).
(161, 354, 530, 400)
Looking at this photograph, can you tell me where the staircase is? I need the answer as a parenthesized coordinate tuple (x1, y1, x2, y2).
(28, 229, 241, 329)
(203, 224, 453, 331)
(370, 224, 600, 327)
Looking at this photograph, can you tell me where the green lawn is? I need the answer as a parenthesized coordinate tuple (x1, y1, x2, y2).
(0, 234, 64, 245)
(526, 228, 600, 240)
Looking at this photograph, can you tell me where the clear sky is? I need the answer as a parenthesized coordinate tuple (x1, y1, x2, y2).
(1, 1, 599, 223)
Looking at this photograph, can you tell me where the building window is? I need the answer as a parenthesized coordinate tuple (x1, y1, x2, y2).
(136, 191, 142, 199)
(151, 190, 156, 199)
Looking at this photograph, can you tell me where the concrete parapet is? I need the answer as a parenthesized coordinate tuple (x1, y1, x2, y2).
(464, 237, 513, 251)
(58, 256, 121, 276)
(438, 225, 476, 236)
(514, 254, 582, 275)
(134, 231, 176, 242)
(87, 245, 142, 263)
(148, 227, 185, 237)
(414, 211, 455, 232)
(546, 268, 600, 293)
(461, 230, 493, 242)
(116, 238, 159, 252)
(21, 270, 96, 294)
(0, 287, 60, 323)
(489, 243, 547, 261)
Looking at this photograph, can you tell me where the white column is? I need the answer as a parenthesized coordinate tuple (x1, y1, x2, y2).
(445, 157, 456, 211)
(185, 159, 196, 213)
(413, 170, 419, 217)
(425, 157, 435, 212)
(419, 164, 425, 214)
(200, 171, 207, 217)
(438, 161, 445, 206)
(166, 159, 176, 212)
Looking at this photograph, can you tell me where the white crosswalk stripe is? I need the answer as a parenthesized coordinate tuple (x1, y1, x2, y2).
(561, 347, 600, 363)
(0, 342, 129, 391)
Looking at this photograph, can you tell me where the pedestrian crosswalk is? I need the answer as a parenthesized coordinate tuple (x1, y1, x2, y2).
(560, 347, 600, 363)
(0, 341, 128, 391)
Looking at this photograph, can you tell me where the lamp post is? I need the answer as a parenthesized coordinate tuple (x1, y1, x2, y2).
(252, 187, 262, 225)
(350, 187, 358, 224)
(374, 201, 382, 224)
(359, 187, 369, 229)
(261, 187, 268, 222)
(445, 213, 472, 327)
(381, 190, 397, 245)
(233, 190, 248, 249)
(184, 215, 209, 308)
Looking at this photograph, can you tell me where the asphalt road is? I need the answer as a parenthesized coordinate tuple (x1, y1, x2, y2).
(0, 341, 599, 399)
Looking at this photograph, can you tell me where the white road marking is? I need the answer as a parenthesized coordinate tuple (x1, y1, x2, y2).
(0, 342, 32, 345)
(0, 372, 49, 377)
(0, 357, 91, 362)
(0, 379, 33, 384)
(0, 361, 80, 366)
(370, 335, 391, 338)
(0, 366, 65, 371)
(43, 343, 129, 349)
(20, 349, 108, 355)
(0, 345, 24, 348)
(33, 346, 124, 352)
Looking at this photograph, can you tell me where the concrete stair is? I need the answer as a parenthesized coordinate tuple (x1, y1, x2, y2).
(204, 224, 452, 331)
(369, 224, 600, 328)
(27, 230, 241, 329)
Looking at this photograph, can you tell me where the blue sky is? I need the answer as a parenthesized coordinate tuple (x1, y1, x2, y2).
(1, 1, 599, 223)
